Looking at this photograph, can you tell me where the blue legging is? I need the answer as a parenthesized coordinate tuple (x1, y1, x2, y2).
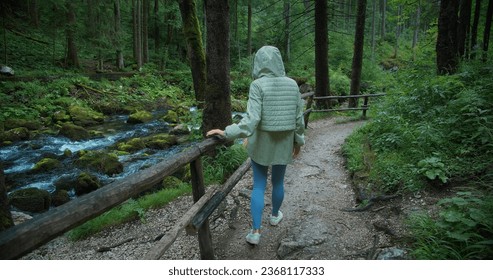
(250, 160, 287, 230)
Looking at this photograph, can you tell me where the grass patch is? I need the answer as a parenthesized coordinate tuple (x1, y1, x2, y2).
(67, 183, 192, 241)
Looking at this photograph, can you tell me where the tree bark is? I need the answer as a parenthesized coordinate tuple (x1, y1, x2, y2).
(202, 0, 232, 136)
(114, 0, 125, 70)
(470, 0, 481, 59)
(315, 0, 330, 109)
(143, 0, 150, 63)
(247, 0, 252, 56)
(412, 0, 421, 61)
(483, 0, 493, 61)
(371, 0, 376, 61)
(178, 0, 207, 105)
(380, 0, 386, 39)
(457, 0, 472, 58)
(0, 163, 14, 232)
(65, 1, 79, 68)
(284, 0, 291, 62)
(436, 0, 459, 75)
(349, 0, 367, 108)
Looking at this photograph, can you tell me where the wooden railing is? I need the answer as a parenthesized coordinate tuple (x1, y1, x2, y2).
(303, 93, 386, 122)
(0, 138, 228, 259)
(0, 91, 382, 260)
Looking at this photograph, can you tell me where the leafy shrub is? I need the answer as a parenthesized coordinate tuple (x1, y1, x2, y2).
(409, 192, 493, 259)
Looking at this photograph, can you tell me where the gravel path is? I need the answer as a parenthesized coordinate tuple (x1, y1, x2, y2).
(23, 117, 409, 260)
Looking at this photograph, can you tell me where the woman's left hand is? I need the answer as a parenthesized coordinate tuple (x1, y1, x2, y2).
(206, 129, 225, 137)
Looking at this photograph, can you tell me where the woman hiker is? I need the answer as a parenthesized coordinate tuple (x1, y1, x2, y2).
(206, 45, 305, 245)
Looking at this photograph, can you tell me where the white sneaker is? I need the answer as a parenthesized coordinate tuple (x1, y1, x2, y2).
(269, 211, 283, 226)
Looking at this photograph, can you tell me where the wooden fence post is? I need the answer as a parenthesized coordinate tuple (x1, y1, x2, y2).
(190, 158, 215, 260)
(362, 96, 369, 118)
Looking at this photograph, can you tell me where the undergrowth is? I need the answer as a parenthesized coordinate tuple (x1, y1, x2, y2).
(343, 60, 493, 259)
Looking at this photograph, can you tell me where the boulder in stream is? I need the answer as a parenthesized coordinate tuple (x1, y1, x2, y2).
(8, 188, 51, 213)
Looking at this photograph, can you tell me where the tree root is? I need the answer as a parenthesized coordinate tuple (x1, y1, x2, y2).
(340, 194, 400, 212)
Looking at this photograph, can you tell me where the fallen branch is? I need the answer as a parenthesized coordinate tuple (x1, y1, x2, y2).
(96, 237, 135, 252)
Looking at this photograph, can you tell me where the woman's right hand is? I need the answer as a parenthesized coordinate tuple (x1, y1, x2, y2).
(206, 129, 225, 137)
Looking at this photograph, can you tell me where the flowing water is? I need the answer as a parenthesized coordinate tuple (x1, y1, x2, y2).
(0, 110, 196, 197)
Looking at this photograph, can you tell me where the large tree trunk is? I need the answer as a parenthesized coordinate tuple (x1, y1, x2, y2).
(393, 5, 402, 58)
(202, 0, 232, 136)
(143, 0, 150, 63)
(133, 0, 143, 69)
(412, 0, 421, 61)
(315, 0, 330, 109)
(178, 0, 206, 105)
(247, 0, 252, 56)
(28, 0, 39, 28)
(380, 0, 386, 39)
(114, 0, 125, 70)
(349, 0, 367, 108)
(457, 0, 472, 58)
(483, 0, 493, 61)
(371, 0, 376, 61)
(0, 164, 14, 232)
(436, 0, 459, 75)
(154, 0, 160, 51)
(284, 0, 291, 62)
(65, 1, 79, 68)
(470, 0, 481, 59)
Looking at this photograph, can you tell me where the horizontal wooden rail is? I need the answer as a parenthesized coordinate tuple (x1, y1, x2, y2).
(189, 158, 251, 231)
(0, 137, 224, 260)
(313, 93, 386, 100)
(144, 158, 252, 260)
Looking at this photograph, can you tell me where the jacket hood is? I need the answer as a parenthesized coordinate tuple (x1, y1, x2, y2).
(252, 46, 286, 79)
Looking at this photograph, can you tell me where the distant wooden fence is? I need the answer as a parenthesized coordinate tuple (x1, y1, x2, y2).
(302, 92, 386, 123)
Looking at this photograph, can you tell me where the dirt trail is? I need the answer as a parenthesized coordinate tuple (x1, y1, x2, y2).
(23, 117, 410, 260)
(213, 118, 377, 260)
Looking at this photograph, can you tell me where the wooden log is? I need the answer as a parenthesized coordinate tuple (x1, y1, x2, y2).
(189, 159, 251, 231)
(142, 185, 219, 260)
(0, 137, 224, 260)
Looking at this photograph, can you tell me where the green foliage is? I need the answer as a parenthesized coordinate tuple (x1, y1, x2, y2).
(203, 144, 248, 185)
(345, 62, 493, 193)
(409, 192, 493, 259)
(417, 156, 448, 183)
(67, 183, 192, 241)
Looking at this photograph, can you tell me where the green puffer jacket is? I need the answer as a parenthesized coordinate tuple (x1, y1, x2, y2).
(224, 46, 305, 166)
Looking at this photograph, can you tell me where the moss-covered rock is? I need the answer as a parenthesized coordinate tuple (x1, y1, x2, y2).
(170, 124, 190, 135)
(68, 105, 104, 126)
(127, 110, 153, 124)
(52, 110, 71, 123)
(0, 127, 30, 143)
(32, 158, 61, 172)
(75, 172, 101, 195)
(162, 110, 179, 124)
(51, 189, 70, 206)
(76, 151, 123, 176)
(116, 137, 146, 152)
(4, 118, 43, 130)
(144, 133, 178, 150)
(8, 188, 51, 213)
(58, 123, 91, 141)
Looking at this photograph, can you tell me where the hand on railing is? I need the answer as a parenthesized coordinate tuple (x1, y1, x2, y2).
(206, 129, 225, 138)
